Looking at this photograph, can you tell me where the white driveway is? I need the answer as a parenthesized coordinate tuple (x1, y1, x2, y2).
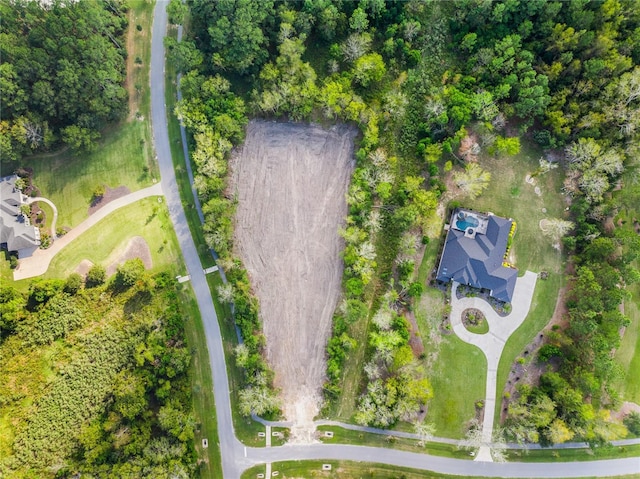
(450, 271, 538, 461)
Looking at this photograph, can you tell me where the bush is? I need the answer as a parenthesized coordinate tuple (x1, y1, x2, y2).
(64, 273, 83, 294)
(623, 412, 640, 436)
(537, 344, 562, 362)
(9, 254, 18, 269)
(86, 265, 106, 287)
(114, 259, 145, 289)
(92, 185, 106, 202)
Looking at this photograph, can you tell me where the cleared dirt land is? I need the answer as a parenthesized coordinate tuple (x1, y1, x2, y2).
(231, 120, 356, 440)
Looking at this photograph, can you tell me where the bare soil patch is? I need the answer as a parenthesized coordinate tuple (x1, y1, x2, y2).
(75, 259, 94, 278)
(105, 236, 152, 277)
(231, 120, 356, 439)
(88, 186, 131, 216)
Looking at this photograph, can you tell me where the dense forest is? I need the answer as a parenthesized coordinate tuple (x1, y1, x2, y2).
(0, 263, 197, 478)
(0, 0, 129, 160)
(178, 0, 640, 445)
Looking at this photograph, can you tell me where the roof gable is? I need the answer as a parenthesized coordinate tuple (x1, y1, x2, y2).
(436, 208, 517, 302)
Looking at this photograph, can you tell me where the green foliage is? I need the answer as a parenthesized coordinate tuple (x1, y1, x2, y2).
(190, 0, 275, 75)
(114, 258, 146, 289)
(167, 0, 188, 25)
(86, 264, 106, 288)
(624, 412, 640, 436)
(1, 275, 197, 477)
(0, 1, 127, 158)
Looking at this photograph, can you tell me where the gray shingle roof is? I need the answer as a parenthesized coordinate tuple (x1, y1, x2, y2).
(0, 175, 41, 254)
(436, 208, 517, 302)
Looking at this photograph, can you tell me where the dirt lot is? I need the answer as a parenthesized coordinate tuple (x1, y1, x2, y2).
(231, 120, 356, 440)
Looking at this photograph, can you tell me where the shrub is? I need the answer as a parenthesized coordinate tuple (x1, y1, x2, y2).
(86, 265, 106, 287)
(623, 412, 640, 436)
(64, 273, 83, 294)
(537, 344, 562, 362)
(114, 259, 145, 289)
(9, 254, 18, 269)
(92, 185, 106, 202)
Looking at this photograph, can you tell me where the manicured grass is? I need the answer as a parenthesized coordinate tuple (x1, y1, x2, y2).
(204, 273, 271, 446)
(465, 316, 489, 334)
(177, 283, 223, 479)
(465, 141, 567, 275)
(163, 27, 268, 446)
(507, 443, 640, 462)
(14, 1, 157, 230)
(316, 425, 470, 459)
(23, 121, 155, 229)
(164, 28, 216, 269)
(614, 283, 640, 404)
(127, 0, 154, 121)
(43, 197, 184, 280)
(409, 138, 567, 439)
(495, 273, 565, 425)
(241, 459, 640, 479)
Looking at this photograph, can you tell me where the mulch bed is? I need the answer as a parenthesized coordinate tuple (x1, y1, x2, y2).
(88, 185, 131, 216)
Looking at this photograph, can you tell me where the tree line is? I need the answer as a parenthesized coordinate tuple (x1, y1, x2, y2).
(178, 0, 639, 439)
(0, 0, 129, 161)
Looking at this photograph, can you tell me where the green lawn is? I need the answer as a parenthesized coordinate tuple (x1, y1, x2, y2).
(415, 287, 487, 439)
(177, 283, 223, 479)
(164, 27, 216, 269)
(38, 197, 183, 281)
(12, 0, 157, 230)
(614, 283, 640, 405)
(241, 460, 640, 479)
(23, 121, 155, 229)
(410, 137, 567, 439)
(316, 425, 470, 459)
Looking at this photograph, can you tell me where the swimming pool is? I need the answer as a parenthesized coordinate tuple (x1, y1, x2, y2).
(456, 215, 479, 231)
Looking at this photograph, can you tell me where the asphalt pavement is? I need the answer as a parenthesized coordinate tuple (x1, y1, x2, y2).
(149, 3, 640, 477)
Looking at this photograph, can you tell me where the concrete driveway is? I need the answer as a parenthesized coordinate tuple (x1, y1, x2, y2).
(450, 271, 538, 461)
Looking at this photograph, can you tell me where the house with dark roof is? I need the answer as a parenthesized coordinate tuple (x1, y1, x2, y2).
(436, 208, 517, 303)
(0, 175, 40, 258)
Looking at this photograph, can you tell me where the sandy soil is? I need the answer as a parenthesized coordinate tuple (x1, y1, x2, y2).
(231, 121, 356, 440)
(105, 236, 152, 277)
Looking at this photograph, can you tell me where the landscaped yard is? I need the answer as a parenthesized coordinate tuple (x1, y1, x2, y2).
(8, 0, 157, 230)
(37, 197, 183, 281)
(413, 137, 567, 438)
(241, 460, 640, 479)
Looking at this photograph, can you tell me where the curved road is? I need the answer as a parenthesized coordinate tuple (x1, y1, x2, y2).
(149, 3, 640, 478)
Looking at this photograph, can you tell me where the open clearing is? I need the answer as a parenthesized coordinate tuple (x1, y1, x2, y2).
(231, 120, 356, 439)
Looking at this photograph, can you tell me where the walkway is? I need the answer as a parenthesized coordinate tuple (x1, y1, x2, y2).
(27, 196, 58, 240)
(13, 182, 163, 280)
(450, 271, 538, 461)
(148, 3, 640, 477)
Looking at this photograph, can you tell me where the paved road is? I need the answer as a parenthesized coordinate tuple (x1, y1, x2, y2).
(150, 3, 640, 478)
(150, 4, 244, 478)
(450, 272, 538, 461)
(14, 183, 163, 280)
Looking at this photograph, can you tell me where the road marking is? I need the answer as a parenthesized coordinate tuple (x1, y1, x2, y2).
(244, 447, 247, 458)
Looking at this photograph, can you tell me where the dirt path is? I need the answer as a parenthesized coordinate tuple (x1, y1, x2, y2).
(231, 121, 356, 440)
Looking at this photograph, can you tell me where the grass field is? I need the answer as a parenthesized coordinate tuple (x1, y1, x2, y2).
(40, 197, 183, 280)
(615, 283, 640, 405)
(410, 137, 567, 438)
(414, 287, 487, 438)
(317, 425, 471, 459)
(177, 283, 223, 479)
(12, 0, 157, 230)
(241, 460, 640, 479)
